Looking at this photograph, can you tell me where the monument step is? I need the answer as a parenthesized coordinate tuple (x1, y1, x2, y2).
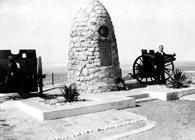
(144, 85, 195, 101)
(127, 92, 149, 99)
(136, 97, 156, 103)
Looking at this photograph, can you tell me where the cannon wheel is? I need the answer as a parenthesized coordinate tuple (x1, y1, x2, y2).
(37, 56, 43, 94)
(133, 55, 156, 84)
(164, 61, 174, 82)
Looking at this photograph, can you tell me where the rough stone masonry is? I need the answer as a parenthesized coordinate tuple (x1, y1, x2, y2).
(68, 0, 121, 93)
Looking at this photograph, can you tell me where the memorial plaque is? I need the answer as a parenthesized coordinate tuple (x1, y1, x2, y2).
(99, 40, 112, 66)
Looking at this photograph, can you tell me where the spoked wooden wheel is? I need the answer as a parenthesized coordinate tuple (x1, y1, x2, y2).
(164, 61, 174, 83)
(133, 55, 156, 84)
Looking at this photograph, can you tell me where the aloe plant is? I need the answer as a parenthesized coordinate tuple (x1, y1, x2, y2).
(60, 83, 80, 102)
(114, 77, 127, 91)
(167, 68, 191, 88)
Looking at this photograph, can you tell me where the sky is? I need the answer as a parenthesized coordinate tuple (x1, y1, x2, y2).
(0, 0, 195, 67)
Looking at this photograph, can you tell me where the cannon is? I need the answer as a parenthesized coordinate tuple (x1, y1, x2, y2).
(0, 49, 45, 93)
(131, 49, 176, 84)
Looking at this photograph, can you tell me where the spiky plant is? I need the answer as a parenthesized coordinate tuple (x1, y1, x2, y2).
(167, 68, 191, 88)
(114, 77, 127, 91)
(60, 83, 80, 102)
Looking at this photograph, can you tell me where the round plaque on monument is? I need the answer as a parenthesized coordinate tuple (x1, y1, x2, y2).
(99, 26, 109, 37)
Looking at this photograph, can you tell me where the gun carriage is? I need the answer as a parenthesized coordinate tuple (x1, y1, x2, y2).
(0, 49, 45, 93)
(131, 49, 176, 84)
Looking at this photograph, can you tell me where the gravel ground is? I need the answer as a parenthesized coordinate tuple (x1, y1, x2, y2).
(123, 99, 195, 140)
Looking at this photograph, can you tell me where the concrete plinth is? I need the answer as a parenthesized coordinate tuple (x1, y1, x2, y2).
(144, 85, 195, 101)
(16, 94, 135, 121)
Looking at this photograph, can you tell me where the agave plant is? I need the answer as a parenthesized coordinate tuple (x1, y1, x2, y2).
(114, 77, 127, 91)
(60, 83, 80, 102)
(167, 68, 191, 88)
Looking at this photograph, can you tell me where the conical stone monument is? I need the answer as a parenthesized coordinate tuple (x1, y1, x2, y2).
(68, 0, 121, 93)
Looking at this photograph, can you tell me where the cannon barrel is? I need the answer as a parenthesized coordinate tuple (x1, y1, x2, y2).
(164, 54, 176, 64)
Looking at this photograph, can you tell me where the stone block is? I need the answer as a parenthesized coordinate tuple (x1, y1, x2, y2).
(82, 67, 89, 76)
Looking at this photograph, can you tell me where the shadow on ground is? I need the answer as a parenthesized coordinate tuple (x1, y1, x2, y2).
(0, 91, 63, 103)
(126, 82, 146, 90)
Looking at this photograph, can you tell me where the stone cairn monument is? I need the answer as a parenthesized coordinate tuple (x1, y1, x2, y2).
(68, 0, 121, 93)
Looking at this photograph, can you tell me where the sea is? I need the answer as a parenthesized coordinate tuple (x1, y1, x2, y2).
(43, 61, 195, 86)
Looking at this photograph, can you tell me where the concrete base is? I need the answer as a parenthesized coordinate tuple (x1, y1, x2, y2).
(16, 94, 135, 121)
(181, 94, 195, 101)
(144, 85, 195, 101)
